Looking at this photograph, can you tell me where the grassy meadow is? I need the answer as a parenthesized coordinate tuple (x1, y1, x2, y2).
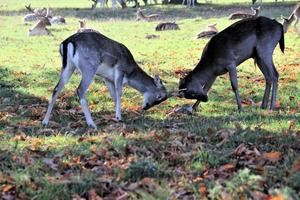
(0, 0, 300, 199)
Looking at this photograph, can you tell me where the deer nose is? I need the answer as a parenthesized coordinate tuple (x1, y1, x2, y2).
(142, 103, 150, 110)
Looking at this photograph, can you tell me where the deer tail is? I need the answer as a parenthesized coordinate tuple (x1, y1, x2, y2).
(60, 41, 76, 69)
(279, 24, 285, 53)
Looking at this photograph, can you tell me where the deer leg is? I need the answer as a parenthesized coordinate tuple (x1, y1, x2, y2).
(114, 70, 124, 121)
(270, 63, 279, 110)
(77, 73, 97, 129)
(192, 77, 216, 112)
(104, 78, 116, 102)
(256, 57, 272, 109)
(228, 66, 243, 112)
(294, 18, 299, 27)
(42, 64, 75, 126)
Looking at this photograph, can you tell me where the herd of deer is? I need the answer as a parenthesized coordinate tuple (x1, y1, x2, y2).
(20, 3, 298, 129)
(24, 4, 66, 36)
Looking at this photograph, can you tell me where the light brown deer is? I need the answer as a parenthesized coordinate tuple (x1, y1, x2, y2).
(28, 17, 51, 36)
(136, 8, 160, 22)
(282, 3, 300, 33)
(195, 23, 218, 39)
(229, 7, 260, 20)
(77, 19, 99, 33)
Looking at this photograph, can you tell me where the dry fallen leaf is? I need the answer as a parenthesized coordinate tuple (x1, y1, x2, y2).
(268, 193, 284, 200)
(89, 188, 103, 200)
(262, 151, 282, 162)
(291, 159, 300, 173)
(2, 184, 14, 193)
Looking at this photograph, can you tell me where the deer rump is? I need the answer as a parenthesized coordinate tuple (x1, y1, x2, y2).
(179, 16, 284, 111)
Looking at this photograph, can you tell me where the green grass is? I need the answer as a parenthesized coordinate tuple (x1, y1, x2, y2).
(0, 0, 300, 199)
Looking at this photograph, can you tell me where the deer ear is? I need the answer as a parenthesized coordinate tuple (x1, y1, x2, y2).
(154, 75, 163, 88)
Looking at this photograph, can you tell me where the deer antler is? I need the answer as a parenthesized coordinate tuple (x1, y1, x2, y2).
(45, 7, 50, 17)
(25, 4, 34, 13)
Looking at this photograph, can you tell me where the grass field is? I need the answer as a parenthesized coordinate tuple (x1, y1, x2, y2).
(0, 0, 300, 199)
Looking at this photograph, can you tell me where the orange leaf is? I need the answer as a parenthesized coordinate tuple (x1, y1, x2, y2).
(218, 163, 236, 172)
(268, 193, 283, 200)
(198, 184, 207, 196)
(2, 184, 14, 192)
(262, 151, 282, 162)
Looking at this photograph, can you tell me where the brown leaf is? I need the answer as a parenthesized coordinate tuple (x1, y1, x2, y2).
(2, 184, 14, 193)
(268, 193, 284, 200)
(218, 163, 236, 172)
(262, 151, 282, 162)
(198, 184, 207, 197)
(234, 143, 247, 155)
(291, 159, 300, 173)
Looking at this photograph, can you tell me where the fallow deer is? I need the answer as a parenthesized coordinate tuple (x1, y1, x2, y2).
(282, 3, 300, 33)
(136, 8, 160, 22)
(77, 19, 99, 33)
(229, 7, 260, 20)
(28, 17, 51, 36)
(178, 17, 284, 112)
(182, 0, 195, 8)
(155, 22, 180, 31)
(49, 16, 66, 25)
(42, 32, 168, 129)
(23, 4, 47, 22)
(195, 23, 218, 39)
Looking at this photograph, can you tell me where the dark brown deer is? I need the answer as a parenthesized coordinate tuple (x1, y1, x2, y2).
(155, 22, 180, 31)
(195, 23, 218, 39)
(229, 7, 260, 20)
(178, 17, 284, 112)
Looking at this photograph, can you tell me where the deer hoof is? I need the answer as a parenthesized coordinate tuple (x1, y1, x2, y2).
(88, 123, 98, 130)
(112, 117, 122, 123)
(41, 120, 48, 127)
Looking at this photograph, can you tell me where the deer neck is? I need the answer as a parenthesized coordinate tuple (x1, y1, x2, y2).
(193, 61, 216, 87)
(126, 64, 156, 94)
(138, 11, 146, 19)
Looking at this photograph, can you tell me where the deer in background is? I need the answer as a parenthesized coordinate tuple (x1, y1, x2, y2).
(155, 22, 180, 31)
(77, 19, 99, 33)
(91, 0, 126, 10)
(136, 8, 160, 21)
(282, 3, 300, 33)
(24, 4, 47, 22)
(42, 32, 168, 129)
(182, 0, 195, 8)
(195, 23, 218, 39)
(229, 7, 260, 20)
(178, 17, 284, 112)
(28, 16, 51, 36)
